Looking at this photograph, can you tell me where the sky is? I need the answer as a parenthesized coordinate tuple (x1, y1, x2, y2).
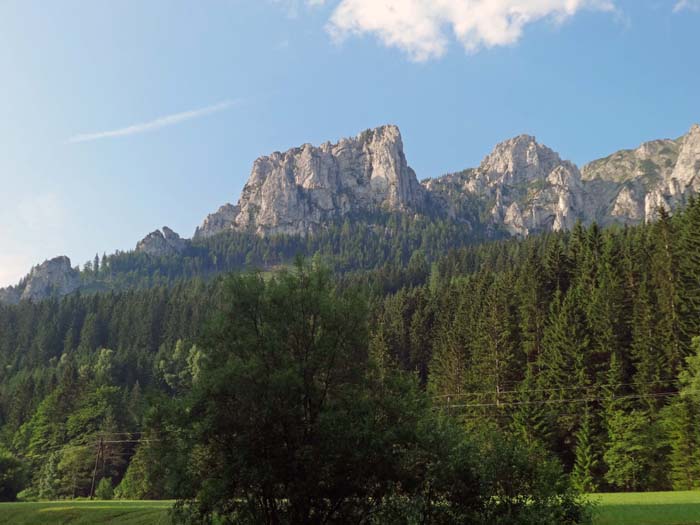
(0, 0, 699, 286)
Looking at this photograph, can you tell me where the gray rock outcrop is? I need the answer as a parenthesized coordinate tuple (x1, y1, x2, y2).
(581, 124, 700, 224)
(196, 123, 700, 240)
(425, 135, 585, 236)
(195, 125, 425, 237)
(0, 256, 81, 304)
(136, 227, 187, 257)
(194, 204, 240, 239)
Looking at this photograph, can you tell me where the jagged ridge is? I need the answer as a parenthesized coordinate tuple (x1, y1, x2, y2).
(3, 123, 700, 304)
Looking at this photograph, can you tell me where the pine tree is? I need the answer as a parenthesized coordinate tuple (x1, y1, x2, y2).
(630, 279, 666, 407)
(664, 337, 700, 489)
(651, 207, 685, 375)
(571, 407, 599, 493)
(510, 365, 554, 450)
(469, 273, 521, 419)
(663, 397, 700, 490)
(678, 197, 700, 339)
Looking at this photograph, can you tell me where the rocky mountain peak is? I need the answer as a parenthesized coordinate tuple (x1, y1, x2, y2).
(0, 256, 81, 304)
(136, 227, 187, 257)
(580, 124, 700, 224)
(195, 124, 425, 237)
(671, 123, 700, 188)
(480, 134, 565, 180)
(432, 134, 584, 236)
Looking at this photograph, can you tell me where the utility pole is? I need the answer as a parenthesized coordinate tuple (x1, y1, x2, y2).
(89, 437, 104, 500)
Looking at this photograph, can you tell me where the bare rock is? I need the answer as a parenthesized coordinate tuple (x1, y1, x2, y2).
(196, 125, 425, 236)
(136, 227, 187, 257)
(22, 256, 80, 302)
(194, 203, 240, 239)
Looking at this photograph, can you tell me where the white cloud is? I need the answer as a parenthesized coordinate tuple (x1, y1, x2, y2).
(674, 0, 700, 11)
(325, 0, 616, 61)
(67, 99, 238, 144)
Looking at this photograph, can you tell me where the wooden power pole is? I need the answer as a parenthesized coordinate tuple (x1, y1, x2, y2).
(89, 437, 104, 500)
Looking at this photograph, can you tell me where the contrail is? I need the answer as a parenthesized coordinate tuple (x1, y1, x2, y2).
(67, 99, 238, 143)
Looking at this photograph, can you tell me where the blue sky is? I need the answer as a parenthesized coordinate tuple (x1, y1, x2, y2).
(0, 0, 698, 286)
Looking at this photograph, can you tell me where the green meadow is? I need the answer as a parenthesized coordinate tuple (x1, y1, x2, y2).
(0, 500, 172, 524)
(1, 493, 699, 524)
(592, 492, 700, 525)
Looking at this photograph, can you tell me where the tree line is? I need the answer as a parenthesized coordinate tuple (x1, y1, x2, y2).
(0, 199, 699, 521)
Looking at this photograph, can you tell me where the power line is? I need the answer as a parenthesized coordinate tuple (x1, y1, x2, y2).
(431, 378, 682, 399)
(437, 391, 680, 409)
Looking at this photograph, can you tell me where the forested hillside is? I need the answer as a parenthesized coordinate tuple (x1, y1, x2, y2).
(1, 198, 699, 507)
(72, 211, 492, 294)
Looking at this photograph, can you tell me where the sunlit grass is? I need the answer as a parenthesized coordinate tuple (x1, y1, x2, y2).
(0, 500, 173, 524)
(592, 491, 700, 525)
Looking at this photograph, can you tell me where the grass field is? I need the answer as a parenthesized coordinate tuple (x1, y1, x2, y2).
(592, 491, 700, 525)
(1, 492, 699, 524)
(0, 500, 172, 524)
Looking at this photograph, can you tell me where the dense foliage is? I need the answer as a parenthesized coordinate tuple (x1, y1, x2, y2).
(77, 211, 495, 293)
(0, 198, 699, 511)
(164, 266, 587, 524)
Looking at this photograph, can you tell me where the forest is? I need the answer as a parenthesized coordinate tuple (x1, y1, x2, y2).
(1, 198, 700, 522)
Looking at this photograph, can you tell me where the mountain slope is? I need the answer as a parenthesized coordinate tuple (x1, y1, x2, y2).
(2, 123, 700, 304)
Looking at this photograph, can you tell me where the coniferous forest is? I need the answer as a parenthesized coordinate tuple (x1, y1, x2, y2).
(1, 198, 700, 523)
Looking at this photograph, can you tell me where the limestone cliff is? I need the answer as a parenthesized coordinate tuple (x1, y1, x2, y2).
(425, 135, 585, 236)
(136, 227, 187, 257)
(581, 124, 700, 224)
(195, 125, 425, 237)
(0, 256, 80, 304)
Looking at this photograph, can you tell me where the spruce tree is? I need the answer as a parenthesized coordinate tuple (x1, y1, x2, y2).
(571, 407, 599, 493)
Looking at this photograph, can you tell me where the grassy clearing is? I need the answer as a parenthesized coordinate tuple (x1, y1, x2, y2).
(1, 492, 699, 524)
(0, 500, 172, 524)
(592, 491, 700, 525)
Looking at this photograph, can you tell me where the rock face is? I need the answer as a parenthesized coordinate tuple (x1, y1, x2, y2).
(581, 124, 700, 224)
(194, 125, 425, 237)
(424, 124, 700, 235)
(136, 227, 187, 257)
(194, 204, 240, 239)
(425, 135, 585, 236)
(196, 123, 700, 240)
(0, 256, 81, 304)
(6, 123, 699, 305)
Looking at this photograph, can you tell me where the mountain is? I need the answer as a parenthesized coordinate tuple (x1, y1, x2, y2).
(424, 124, 700, 236)
(136, 227, 187, 257)
(196, 123, 700, 240)
(194, 125, 426, 238)
(0, 256, 80, 305)
(581, 124, 700, 224)
(2, 123, 700, 304)
(424, 134, 585, 236)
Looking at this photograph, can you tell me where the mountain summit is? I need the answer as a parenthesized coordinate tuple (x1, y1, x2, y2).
(194, 125, 425, 238)
(425, 134, 585, 236)
(2, 123, 699, 304)
(195, 124, 700, 241)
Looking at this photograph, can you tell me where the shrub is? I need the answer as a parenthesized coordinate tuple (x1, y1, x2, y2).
(95, 477, 114, 500)
(0, 447, 27, 502)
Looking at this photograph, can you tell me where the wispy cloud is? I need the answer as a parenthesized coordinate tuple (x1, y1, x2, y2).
(68, 99, 238, 144)
(674, 0, 700, 12)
